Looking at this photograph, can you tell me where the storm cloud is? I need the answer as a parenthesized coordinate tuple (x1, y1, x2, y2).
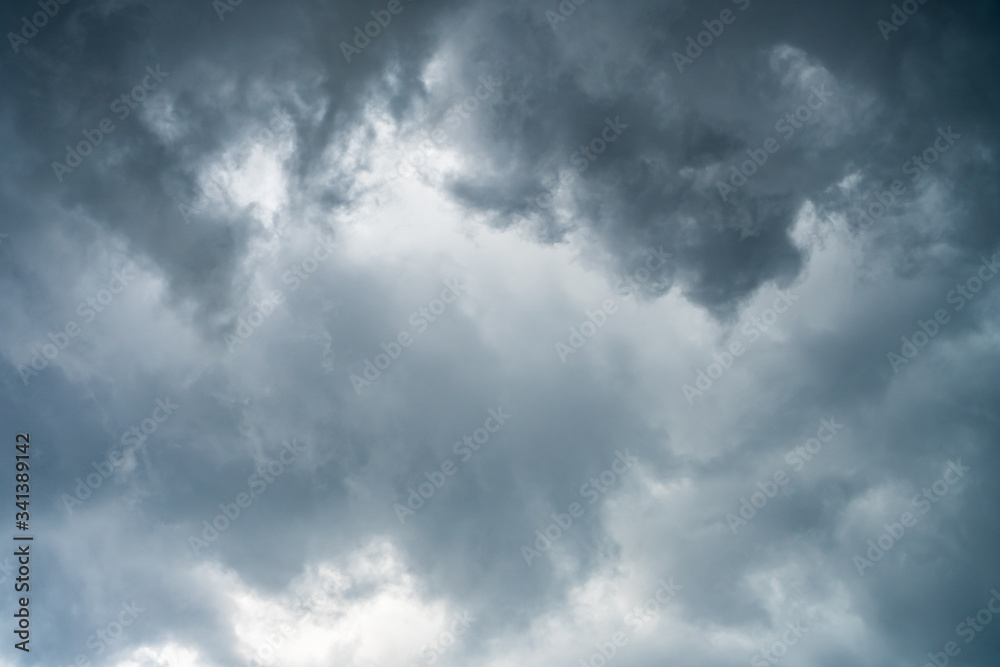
(1, 0, 999, 666)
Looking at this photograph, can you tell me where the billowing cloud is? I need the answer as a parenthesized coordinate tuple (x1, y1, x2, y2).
(1, 0, 998, 666)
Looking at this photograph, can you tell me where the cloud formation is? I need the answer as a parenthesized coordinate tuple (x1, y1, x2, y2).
(1, 0, 999, 666)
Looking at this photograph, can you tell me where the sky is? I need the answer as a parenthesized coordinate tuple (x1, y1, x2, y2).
(1, 0, 999, 666)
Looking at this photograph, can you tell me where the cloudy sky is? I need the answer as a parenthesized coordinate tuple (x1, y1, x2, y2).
(1, 0, 999, 665)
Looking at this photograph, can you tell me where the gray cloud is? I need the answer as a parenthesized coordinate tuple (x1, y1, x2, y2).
(0, 0, 999, 666)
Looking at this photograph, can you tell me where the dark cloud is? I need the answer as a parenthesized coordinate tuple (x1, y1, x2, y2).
(0, 0, 998, 666)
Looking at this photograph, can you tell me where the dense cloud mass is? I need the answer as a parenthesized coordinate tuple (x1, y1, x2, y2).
(0, 0, 999, 665)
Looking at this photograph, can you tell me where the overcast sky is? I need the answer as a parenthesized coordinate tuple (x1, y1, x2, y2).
(2, 0, 999, 666)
